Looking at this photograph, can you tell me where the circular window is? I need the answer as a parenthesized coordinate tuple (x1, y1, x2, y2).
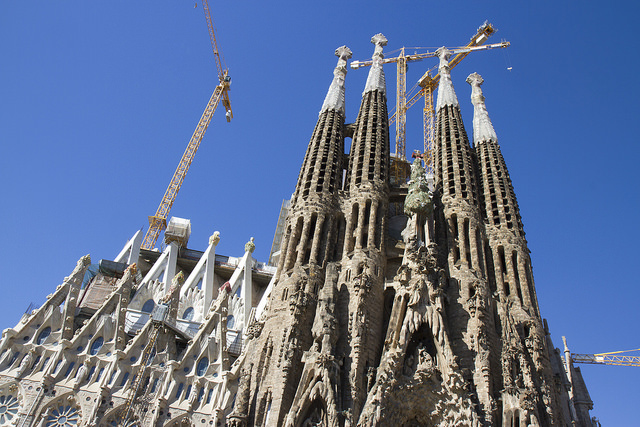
(89, 337, 104, 355)
(227, 315, 235, 329)
(37, 327, 52, 345)
(0, 395, 19, 424)
(46, 405, 79, 427)
(141, 299, 155, 314)
(182, 307, 195, 321)
(196, 357, 209, 376)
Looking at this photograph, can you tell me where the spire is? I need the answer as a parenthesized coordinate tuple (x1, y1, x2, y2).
(435, 47, 459, 109)
(320, 45, 353, 115)
(467, 72, 497, 144)
(363, 33, 387, 95)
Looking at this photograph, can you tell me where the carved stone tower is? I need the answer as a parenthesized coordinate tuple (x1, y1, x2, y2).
(230, 45, 355, 427)
(468, 71, 560, 426)
(432, 48, 498, 422)
(337, 33, 390, 421)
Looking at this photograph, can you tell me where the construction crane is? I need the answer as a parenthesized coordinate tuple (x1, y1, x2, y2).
(350, 22, 508, 180)
(563, 336, 640, 367)
(141, 0, 232, 250)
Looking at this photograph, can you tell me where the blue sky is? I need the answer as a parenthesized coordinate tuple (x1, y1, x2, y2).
(1, 1, 638, 424)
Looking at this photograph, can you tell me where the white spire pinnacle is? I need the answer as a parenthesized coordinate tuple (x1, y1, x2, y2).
(467, 72, 497, 145)
(363, 33, 387, 95)
(435, 47, 459, 109)
(320, 46, 353, 115)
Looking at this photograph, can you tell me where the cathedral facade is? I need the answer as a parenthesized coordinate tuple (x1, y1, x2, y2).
(0, 34, 594, 426)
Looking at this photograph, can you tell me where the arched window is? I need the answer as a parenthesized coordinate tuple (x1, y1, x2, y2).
(206, 389, 213, 404)
(196, 357, 209, 376)
(141, 299, 155, 314)
(182, 307, 195, 321)
(175, 383, 184, 399)
(37, 327, 51, 345)
(95, 367, 104, 383)
(184, 385, 192, 401)
(64, 362, 75, 377)
(90, 336, 104, 355)
(227, 315, 235, 329)
(8, 352, 20, 366)
(120, 372, 129, 387)
(150, 378, 159, 394)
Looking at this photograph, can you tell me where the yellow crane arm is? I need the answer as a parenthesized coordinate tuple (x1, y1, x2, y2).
(203, 0, 226, 81)
(141, 82, 228, 250)
(141, 1, 232, 250)
(203, 0, 232, 120)
(571, 352, 640, 367)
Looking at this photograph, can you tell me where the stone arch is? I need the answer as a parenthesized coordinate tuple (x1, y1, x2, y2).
(298, 395, 328, 427)
(403, 322, 438, 377)
(165, 413, 194, 426)
(99, 404, 141, 427)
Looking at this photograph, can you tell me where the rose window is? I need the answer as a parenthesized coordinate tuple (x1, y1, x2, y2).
(46, 405, 79, 426)
(0, 394, 20, 425)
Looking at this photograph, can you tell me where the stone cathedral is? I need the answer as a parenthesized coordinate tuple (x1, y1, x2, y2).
(0, 34, 595, 427)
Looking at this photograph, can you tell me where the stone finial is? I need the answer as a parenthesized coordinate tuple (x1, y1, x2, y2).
(435, 47, 459, 109)
(320, 46, 353, 115)
(371, 33, 388, 58)
(466, 72, 497, 144)
(209, 231, 221, 247)
(335, 45, 353, 69)
(436, 47, 452, 69)
(364, 33, 388, 95)
(245, 237, 255, 254)
(466, 72, 484, 102)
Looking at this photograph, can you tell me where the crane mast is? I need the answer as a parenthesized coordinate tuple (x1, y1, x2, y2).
(141, 0, 232, 250)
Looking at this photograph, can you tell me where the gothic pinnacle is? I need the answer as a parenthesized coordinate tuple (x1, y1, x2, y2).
(435, 47, 459, 109)
(363, 33, 387, 95)
(467, 72, 497, 144)
(320, 45, 353, 115)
